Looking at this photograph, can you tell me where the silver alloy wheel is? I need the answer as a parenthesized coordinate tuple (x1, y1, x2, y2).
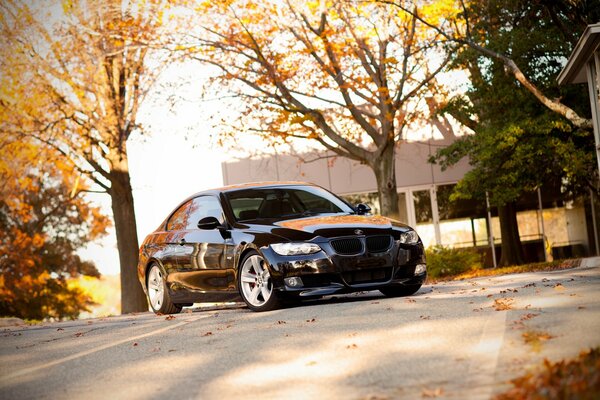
(147, 265, 165, 311)
(240, 254, 272, 307)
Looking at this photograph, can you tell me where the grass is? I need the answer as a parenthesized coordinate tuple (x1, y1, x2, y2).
(495, 347, 600, 400)
(427, 258, 582, 283)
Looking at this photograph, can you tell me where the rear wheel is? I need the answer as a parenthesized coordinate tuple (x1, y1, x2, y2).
(239, 252, 280, 312)
(147, 264, 181, 315)
(379, 284, 422, 298)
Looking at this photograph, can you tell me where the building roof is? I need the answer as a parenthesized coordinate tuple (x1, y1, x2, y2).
(558, 23, 600, 85)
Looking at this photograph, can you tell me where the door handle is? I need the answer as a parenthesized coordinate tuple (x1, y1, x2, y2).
(179, 238, 186, 246)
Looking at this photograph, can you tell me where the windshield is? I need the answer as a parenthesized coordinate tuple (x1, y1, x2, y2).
(225, 186, 354, 221)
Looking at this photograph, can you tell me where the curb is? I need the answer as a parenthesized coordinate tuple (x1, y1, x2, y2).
(579, 256, 600, 269)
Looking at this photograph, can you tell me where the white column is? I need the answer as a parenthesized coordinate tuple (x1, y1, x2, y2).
(586, 54, 600, 176)
(431, 185, 441, 246)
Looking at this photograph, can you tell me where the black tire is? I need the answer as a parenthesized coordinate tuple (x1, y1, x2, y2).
(238, 251, 280, 312)
(379, 284, 422, 298)
(147, 263, 181, 315)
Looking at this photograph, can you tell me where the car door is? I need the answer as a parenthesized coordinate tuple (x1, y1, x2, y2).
(174, 195, 235, 291)
(161, 200, 192, 275)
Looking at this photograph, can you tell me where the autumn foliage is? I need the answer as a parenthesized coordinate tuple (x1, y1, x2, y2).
(0, 135, 110, 320)
(187, 0, 458, 218)
(0, 0, 177, 313)
(495, 347, 600, 400)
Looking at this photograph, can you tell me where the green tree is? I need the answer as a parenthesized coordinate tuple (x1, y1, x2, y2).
(431, 0, 597, 266)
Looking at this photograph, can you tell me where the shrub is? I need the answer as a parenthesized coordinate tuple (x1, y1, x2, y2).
(425, 245, 483, 279)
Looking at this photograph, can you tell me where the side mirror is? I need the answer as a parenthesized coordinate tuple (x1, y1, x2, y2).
(356, 203, 371, 215)
(197, 216, 222, 230)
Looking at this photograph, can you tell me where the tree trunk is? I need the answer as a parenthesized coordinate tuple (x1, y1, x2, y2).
(498, 201, 525, 266)
(108, 152, 148, 314)
(371, 143, 400, 219)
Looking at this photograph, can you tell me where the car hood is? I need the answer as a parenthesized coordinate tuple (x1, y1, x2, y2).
(241, 214, 409, 241)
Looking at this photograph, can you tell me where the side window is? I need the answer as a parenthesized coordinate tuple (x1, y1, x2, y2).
(186, 196, 224, 229)
(167, 201, 192, 231)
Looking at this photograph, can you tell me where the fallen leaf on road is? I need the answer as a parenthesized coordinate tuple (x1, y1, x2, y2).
(578, 306, 586, 310)
(133, 342, 138, 347)
(165, 315, 176, 320)
(421, 387, 443, 398)
(553, 283, 565, 291)
(405, 299, 416, 303)
(522, 330, 554, 353)
(523, 283, 536, 288)
(74, 332, 84, 337)
(520, 313, 540, 321)
(346, 344, 358, 349)
(56, 328, 64, 331)
(306, 318, 316, 323)
(201, 332, 213, 337)
(277, 320, 286, 325)
(487, 294, 493, 298)
(361, 394, 389, 400)
(168, 349, 176, 352)
(419, 315, 430, 320)
(494, 298, 515, 311)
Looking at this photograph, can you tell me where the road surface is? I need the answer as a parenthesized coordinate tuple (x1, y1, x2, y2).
(1, 258, 599, 399)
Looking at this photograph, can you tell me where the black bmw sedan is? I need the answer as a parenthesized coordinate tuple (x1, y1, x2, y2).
(138, 182, 426, 313)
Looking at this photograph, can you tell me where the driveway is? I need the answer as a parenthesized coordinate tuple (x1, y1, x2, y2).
(1, 258, 599, 399)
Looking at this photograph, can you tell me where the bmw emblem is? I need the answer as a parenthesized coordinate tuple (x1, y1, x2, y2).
(354, 229, 364, 235)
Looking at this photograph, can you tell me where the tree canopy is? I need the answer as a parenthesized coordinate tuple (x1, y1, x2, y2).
(429, 0, 597, 265)
(186, 0, 458, 218)
(385, 0, 600, 129)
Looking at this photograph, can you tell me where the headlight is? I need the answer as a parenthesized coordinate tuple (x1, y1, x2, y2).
(271, 242, 322, 256)
(399, 230, 419, 244)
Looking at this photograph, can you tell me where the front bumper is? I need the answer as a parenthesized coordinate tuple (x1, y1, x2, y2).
(261, 239, 426, 298)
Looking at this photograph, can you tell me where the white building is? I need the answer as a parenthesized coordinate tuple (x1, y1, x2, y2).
(222, 134, 596, 265)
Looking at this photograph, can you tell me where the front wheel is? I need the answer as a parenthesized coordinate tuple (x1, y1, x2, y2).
(238, 252, 280, 312)
(380, 284, 422, 298)
(147, 264, 181, 315)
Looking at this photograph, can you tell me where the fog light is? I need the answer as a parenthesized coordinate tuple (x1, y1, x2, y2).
(415, 264, 426, 275)
(284, 277, 304, 287)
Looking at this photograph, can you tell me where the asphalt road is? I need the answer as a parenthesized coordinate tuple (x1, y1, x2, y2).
(1, 259, 599, 400)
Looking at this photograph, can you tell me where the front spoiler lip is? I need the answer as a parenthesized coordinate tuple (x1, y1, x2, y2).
(277, 274, 426, 297)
